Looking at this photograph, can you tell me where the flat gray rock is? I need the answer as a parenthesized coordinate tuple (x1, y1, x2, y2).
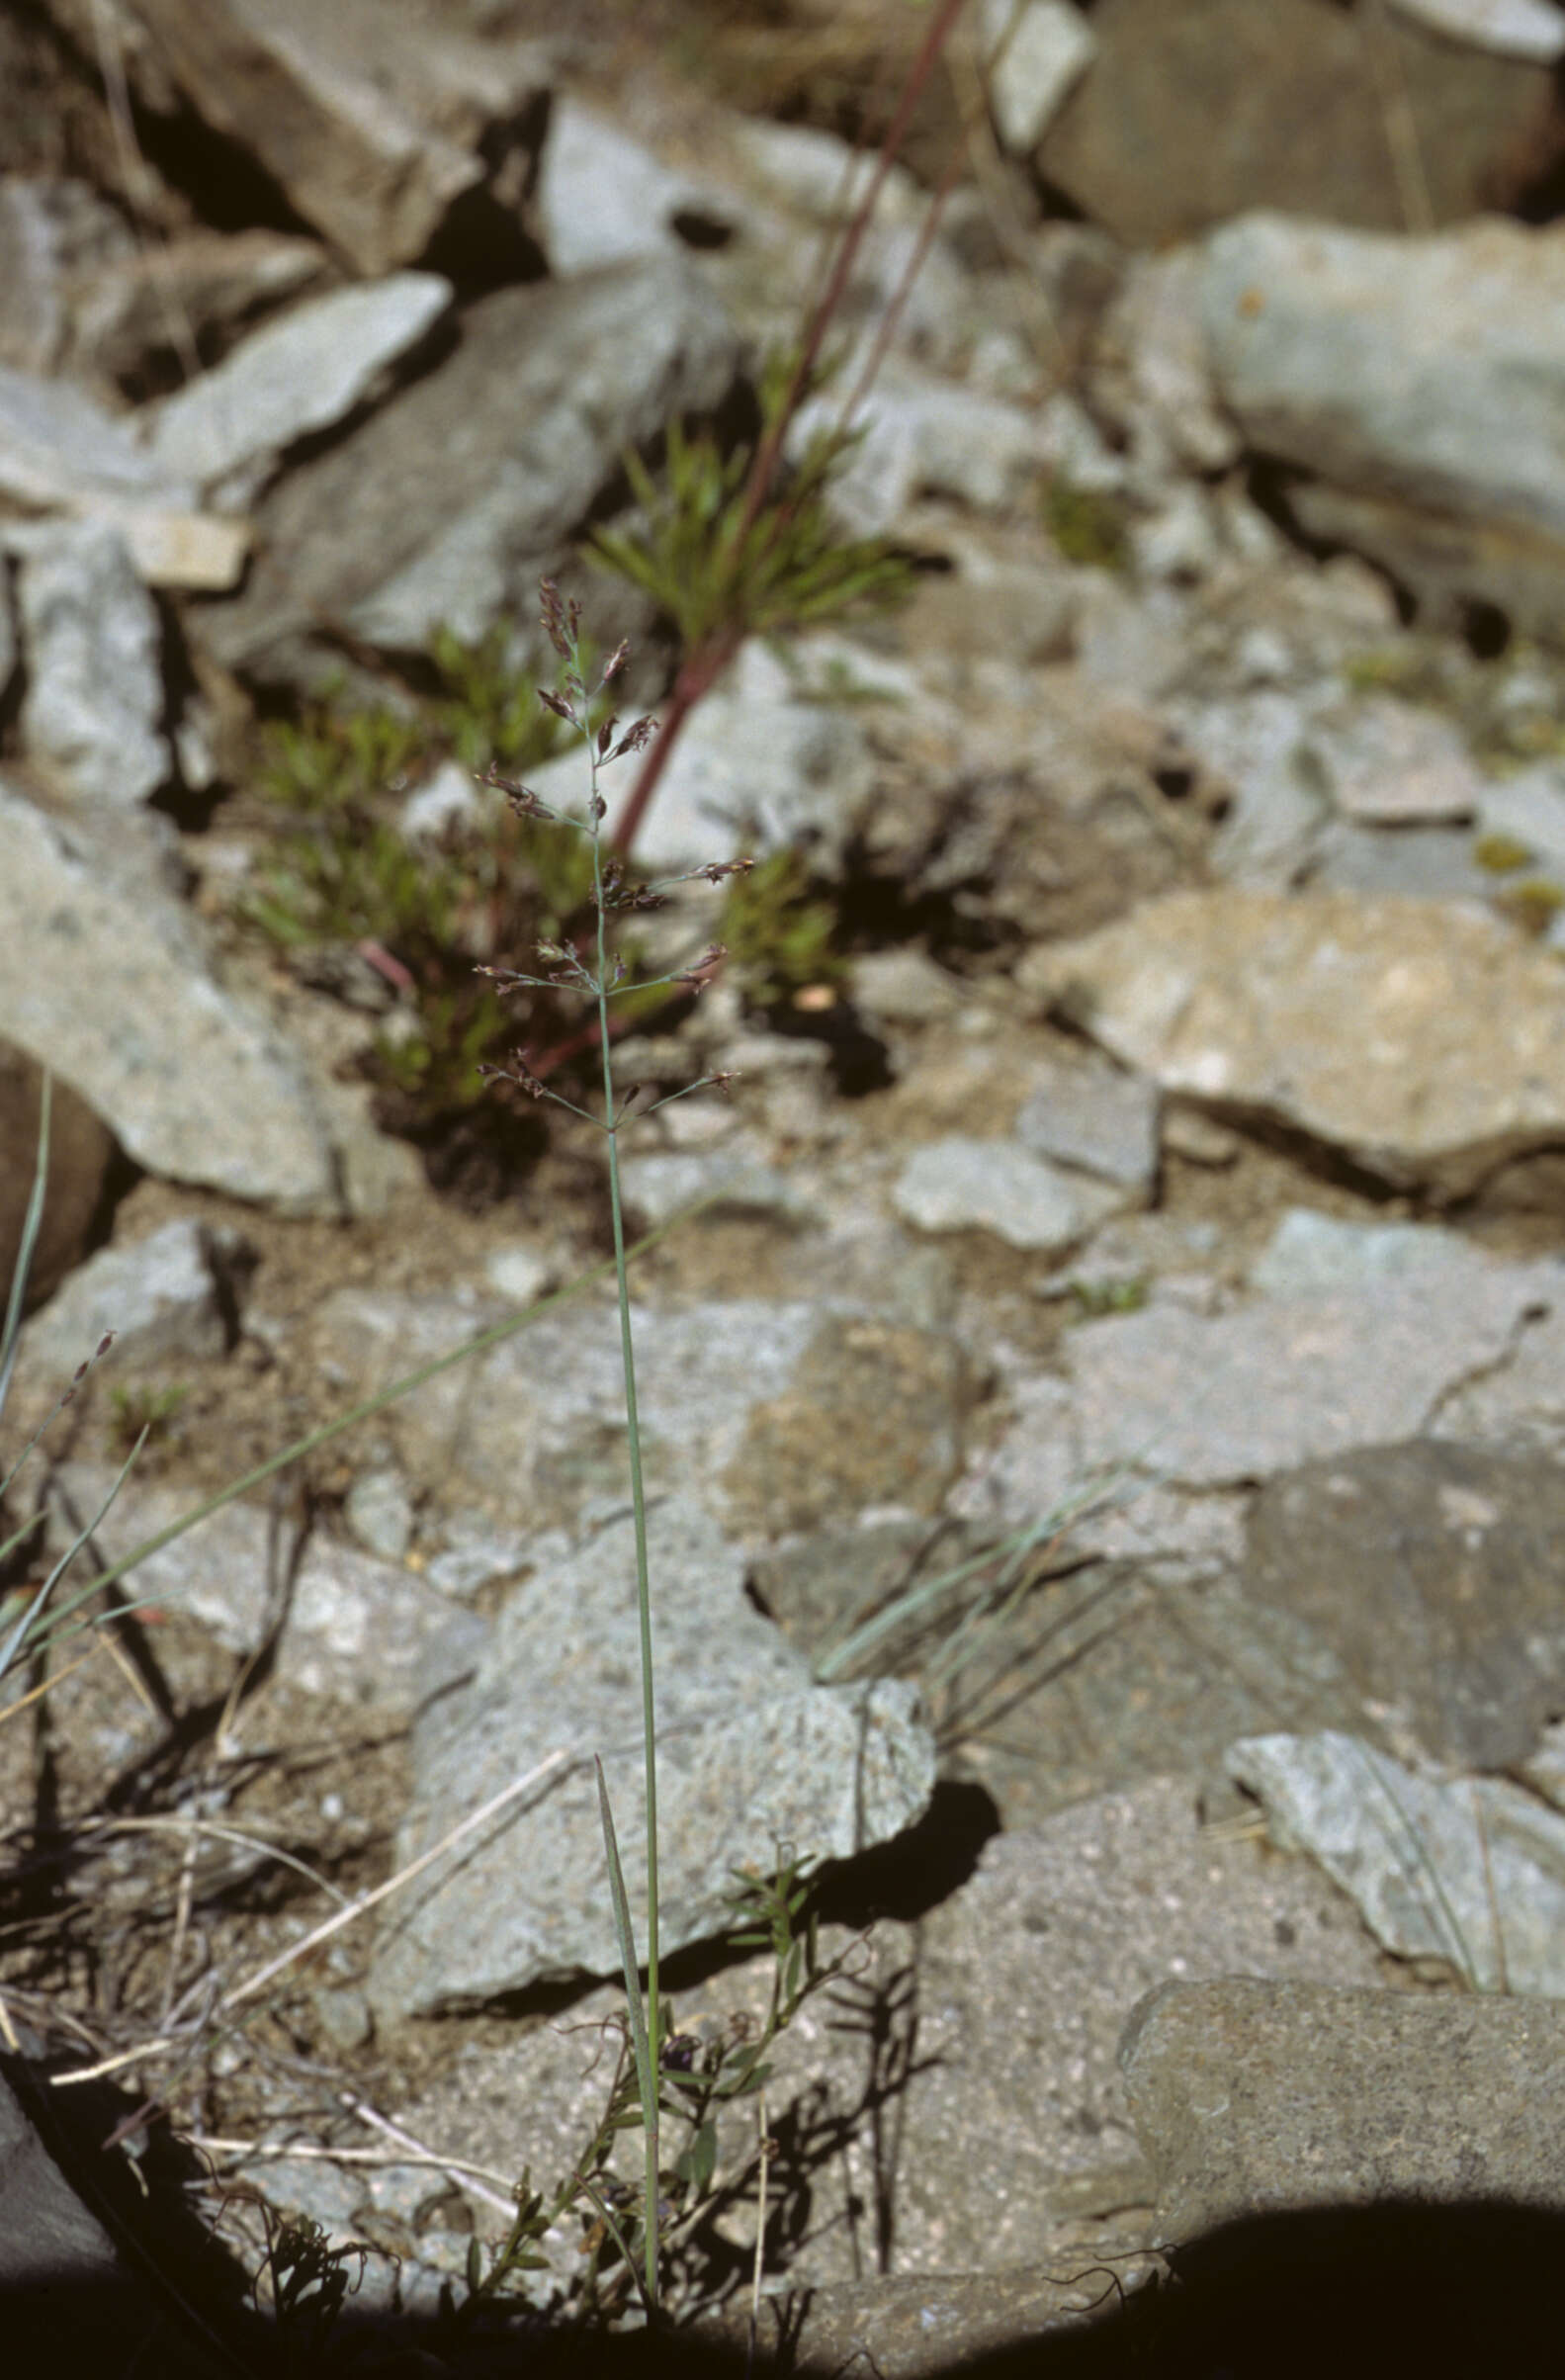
(1014, 1053, 1160, 1190)
(17, 518, 168, 803)
(982, 0, 1097, 153)
(1243, 1439, 1565, 1771)
(538, 98, 735, 275)
(0, 785, 343, 1207)
(1228, 1729, 1565, 1994)
(1168, 690, 1327, 889)
(200, 257, 739, 679)
(1477, 761, 1565, 877)
(894, 1135, 1130, 1252)
(45, 1460, 485, 1717)
(0, 359, 191, 511)
(1023, 887, 1565, 1197)
(1204, 212, 1565, 632)
(139, 270, 452, 502)
(762, 1511, 1369, 1827)
(1306, 693, 1482, 825)
(1121, 1977, 1565, 2239)
(307, 1286, 975, 1543)
(22, 1216, 245, 1376)
(1050, 1234, 1545, 1490)
(626, 638, 880, 874)
(366, 1497, 935, 2015)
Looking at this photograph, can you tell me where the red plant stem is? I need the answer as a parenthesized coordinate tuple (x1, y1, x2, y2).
(607, 637, 739, 861)
(606, 0, 974, 864)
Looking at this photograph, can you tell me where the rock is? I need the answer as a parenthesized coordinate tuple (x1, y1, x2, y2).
(1306, 694, 1482, 824)
(981, 0, 1097, 154)
(16, 519, 168, 803)
(763, 1513, 1371, 1828)
(1307, 818, 1497, 905)
(1129, 486, 1222, 585)
(1091, 245, 1241, 478)
(725, 115, 928, 227)
(1477, 762, 1565, 876)
(1243, 1437, 1565, 1772)
(1053, 1232, 1545, 1487)
(1441, 1279, 1565, 1448)
(1022, 887, 1565, 1198)
(893, 1136, 1131, 1253)
(1388, 0, 1565, 61)
(615, 1139, 821, 1233)
(45, 1460, 486, 1716)
(115, 0, 551, 278)
(796, 356, 1048, 540)
(1227, 1731, 1565, 1995)
(0, 175, 133, 375)
(365, 1497, 935, 2016)
(0, 1041, 118, 1313)
(626, 637, 878, 874)
(0, 2056, 235, 2378)
(725, 1309, 975, 1538)
(21, 1216, 249, 1376)
(1014, 1052, 1161, 1191)
(537, 98, 735, 274)
(1121, 1977, 1565, 2239)
(849, 948, 964, 1024)
(1247, 1204, 1492, 1299)
(137, 271, 452, 505)
(307, 1284, 974, 1543)
(1038, 0, 1562, 245)
(703, 2260, 1156, 2378)
(1170, 691, 1327, 888)
(481, 1243, 556, 1306)
(826, 1775, 1386, 2270)
(66, 227, 330, 397)
(342, 1464, 415, 1563)
(1204, 214, 1565, 638)
(0, 783, 343, 1209)
(0, 359, 190, 512)
(1161, 1105, 1240, 1167)
(200, 257, 739, 681)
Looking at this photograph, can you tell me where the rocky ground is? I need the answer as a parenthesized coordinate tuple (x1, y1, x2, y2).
(5, 2, 1565, 2374)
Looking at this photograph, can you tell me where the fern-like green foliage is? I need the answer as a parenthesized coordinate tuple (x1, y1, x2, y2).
(588, 349, 913, 656)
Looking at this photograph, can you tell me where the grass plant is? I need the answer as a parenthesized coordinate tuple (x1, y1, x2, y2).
(474, 579, 759, 2313)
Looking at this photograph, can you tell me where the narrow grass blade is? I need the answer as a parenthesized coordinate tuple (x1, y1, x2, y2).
(595, 1754, 659, 2307)
(0, 1073, 50, 1422)
(0, 1427, 145, 1687)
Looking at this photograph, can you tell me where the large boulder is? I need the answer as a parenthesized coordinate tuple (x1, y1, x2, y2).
(1203, 212, 1565, 635)
(1022, 886, 1565, 1198)
(197, 256, 739, 683)
(365, 1498, 936, 2015)
(1038, 0, 1563, 245)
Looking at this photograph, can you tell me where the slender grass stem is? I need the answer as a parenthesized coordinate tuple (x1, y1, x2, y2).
(587, 717, 662, 2310)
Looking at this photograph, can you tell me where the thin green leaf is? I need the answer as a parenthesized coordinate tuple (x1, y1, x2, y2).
(0, 1072, 49, 1422)
(595, 1757, 655, 2144)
